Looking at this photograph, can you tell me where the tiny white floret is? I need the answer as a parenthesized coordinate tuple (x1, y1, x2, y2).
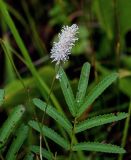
(50, 24, 79, 64)
(56, 72, 62, 80)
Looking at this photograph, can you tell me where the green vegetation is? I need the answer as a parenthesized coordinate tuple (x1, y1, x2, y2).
(0, 0, 130, 159)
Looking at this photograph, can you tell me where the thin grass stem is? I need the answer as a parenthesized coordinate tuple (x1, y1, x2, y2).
(118, 99, 131, 160)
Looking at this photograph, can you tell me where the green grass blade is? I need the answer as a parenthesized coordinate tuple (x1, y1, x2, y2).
(0, 105, 25, 149)
(22, 0, 47, 56)
(3, 36, 16, 84)
(0, 0, 62, 113)
(33, 98, 72, 133)
(76, 62, 90, 108)
(118, 100, 131, 160)
(0, 0, 33, 67)
(77, 73, 118, 117)
(7, 3, 27, 28)
(30, 145, 53, 160)
(58, 66, 76, 116)
(72, 142, 126, 154)
(0, 89, 5, 106)
(6, 124, 29, 160)
(29, 120, 70, 150)
(75, 112, 128, 133)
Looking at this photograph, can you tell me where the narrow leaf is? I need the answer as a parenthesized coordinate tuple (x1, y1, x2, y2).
(75, 112, 128, 133)
(6, 124, 29, 160)
(77, 73, 118, 117)
(118, 101, 131, 160)
(30, 145, 53, 160)
(0, 105, 25, 149)
(72, 142, 126, 154)
(29, 120, 70, 150)
(76, 62, 90, 108)
(0, 89, 5, 106)
(33, 98, 72, 133)
(58, 66, 76, 116)
(4, 37, 16, 84)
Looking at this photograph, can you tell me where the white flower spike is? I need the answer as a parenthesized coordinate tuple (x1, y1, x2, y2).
(50, 24, 79, 65)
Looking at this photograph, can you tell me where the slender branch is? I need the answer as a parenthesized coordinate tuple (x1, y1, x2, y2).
(69, 117, 77, 160)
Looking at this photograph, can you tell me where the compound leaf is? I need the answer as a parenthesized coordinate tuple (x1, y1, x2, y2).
(33, 98, 72, 134)
(6, 124, 29, 160)
(0, 105, 25, 149)
(58, 66, 76, 117)
(77, 73, 118, 117)
(30, 145, 53, 160)
(72, 142, 126, 154)
(76, 62, 90, 108)
(75, 112, 128, 133)
(29, 120, 70, 150)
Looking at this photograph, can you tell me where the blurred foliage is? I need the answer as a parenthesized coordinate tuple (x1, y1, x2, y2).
(0, 0, 131, 159)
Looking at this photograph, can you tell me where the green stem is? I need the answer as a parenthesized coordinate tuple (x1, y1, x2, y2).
(118, 99, 131, 160)
(39, 73, 57, 160)
(69, 118, 77, 160)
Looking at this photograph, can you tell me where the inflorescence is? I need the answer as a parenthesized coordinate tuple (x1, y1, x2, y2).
(50, 24, 79, 65)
